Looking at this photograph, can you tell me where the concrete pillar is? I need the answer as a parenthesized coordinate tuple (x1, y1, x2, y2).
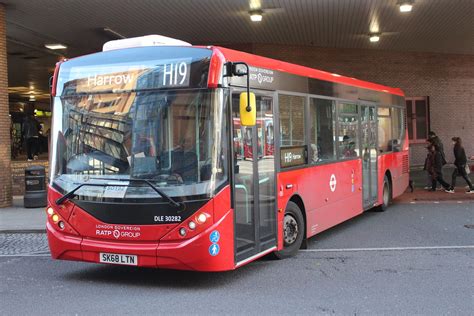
(0, 4, 12, 207)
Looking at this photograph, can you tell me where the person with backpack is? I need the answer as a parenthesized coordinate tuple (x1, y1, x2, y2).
(426, 144, 453, 192)
(428, 131, 446, 165)
(449, 137, 473, 194)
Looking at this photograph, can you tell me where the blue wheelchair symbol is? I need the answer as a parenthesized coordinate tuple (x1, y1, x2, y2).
(210, 230, 220, 243)
(209, 243, 220, 256)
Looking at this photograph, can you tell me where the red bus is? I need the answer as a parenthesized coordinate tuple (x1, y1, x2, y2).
(46, 35, 409, 271)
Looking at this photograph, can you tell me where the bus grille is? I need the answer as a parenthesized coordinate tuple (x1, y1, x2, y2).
(402, 154, 409, 174)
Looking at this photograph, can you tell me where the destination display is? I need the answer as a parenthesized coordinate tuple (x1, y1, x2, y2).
(280, 146, 307, 168)
(56, 46, 212, 95)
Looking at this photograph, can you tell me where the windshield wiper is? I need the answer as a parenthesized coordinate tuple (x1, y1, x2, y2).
(55, 178, 185, 211)
(107, 178, 184, 210)
(55, 182, 107, 205)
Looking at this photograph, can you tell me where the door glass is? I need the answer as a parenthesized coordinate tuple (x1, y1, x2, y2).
(361, 105, 378, 206)
(361, 106, 371, 204)
(232, 96, 256, 255)
(369, 107, 378, 202)
(233, 92, 276, 259)
(257, 97, 276, 248)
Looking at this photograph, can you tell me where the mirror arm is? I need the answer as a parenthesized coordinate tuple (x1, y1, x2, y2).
(229, 62, 252, 112)
(245, 64, 251, 112)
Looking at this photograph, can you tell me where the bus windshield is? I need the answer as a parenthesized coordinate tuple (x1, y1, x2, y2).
(50, 88, 228, 202)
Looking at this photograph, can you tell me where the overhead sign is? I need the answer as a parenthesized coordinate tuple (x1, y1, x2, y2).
(70, 58, 193, 93)
(57, 46, 212, 96)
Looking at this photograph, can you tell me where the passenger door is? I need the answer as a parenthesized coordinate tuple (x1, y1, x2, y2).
(231, 91, 277, 264)
(360, 104, 378, 208)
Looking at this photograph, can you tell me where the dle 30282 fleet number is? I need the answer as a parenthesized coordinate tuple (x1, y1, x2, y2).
(154, 215, 181, 223)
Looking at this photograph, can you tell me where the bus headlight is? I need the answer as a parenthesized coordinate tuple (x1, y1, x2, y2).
(52, 214, 59, 223)
(58, 221, 65, 230)
(179, 227, 187, 237)
(47, 207, 54, 216)
(197, 213, 207, 224)
(188, 221, 196, 230)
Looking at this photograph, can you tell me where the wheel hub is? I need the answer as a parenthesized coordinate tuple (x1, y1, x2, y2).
(284, 214, 299, 245)
(383, 183, 389, 206)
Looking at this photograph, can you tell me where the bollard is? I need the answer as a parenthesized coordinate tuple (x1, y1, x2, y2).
(24, 165, 47, 208)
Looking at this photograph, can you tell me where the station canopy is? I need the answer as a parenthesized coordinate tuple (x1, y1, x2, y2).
(5, 0, 474, 103)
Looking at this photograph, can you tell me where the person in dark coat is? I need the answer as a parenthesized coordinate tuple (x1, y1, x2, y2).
(449, 137, 473, 193)
(423, 138, 440, 190)
(22, 115, 40, 161)
(428, 131, 446, 165)
(426, 144, 452, 192)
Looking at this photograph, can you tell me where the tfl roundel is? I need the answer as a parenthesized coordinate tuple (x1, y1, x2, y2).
(329, 174, 337, 192)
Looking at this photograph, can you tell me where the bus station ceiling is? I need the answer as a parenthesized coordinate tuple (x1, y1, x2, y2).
(5, 0, 474, 103)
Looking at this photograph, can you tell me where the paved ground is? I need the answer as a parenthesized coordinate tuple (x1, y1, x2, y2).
(1, 166, 472, 234)
(1, 201, 473, 315)
(0, 196, 45, 232)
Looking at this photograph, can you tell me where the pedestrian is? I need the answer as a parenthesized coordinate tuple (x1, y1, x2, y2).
(22, 115, 40, 161)
(449, 137, 473, 193)
(423, 138, 440, 190)
(428, 131, 446, 165)
(426, 144, 452, 192)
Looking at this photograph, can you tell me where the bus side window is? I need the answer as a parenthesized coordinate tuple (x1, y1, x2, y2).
(279, 94, 305, 147)
(391, 107, 403, 151)
(378, 106, 393, 153)
(309, 98, 337, 163)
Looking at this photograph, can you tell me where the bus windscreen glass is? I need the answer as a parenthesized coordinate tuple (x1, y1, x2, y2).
(50, 47, 228, 202)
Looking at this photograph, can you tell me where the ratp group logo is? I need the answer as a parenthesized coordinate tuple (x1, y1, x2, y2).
(113, 230, 120, 239)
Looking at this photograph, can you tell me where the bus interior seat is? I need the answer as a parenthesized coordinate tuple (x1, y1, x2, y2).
(171, 150, 198, 182)
(200, 163, 212, 181)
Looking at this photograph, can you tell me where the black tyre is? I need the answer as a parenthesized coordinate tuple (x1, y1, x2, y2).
(376, 175, 391, 212)
(274, 201, 305, 259)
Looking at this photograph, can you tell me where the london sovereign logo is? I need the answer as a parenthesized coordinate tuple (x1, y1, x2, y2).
(95, 224, 141, 239)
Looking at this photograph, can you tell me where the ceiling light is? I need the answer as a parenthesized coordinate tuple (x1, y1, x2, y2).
(399, 1, 413, 12)
(400, 3, 412, 12)
(250, 10, 263, 22)
(369, 35, 380, 43)
(44, 43, 67, 50)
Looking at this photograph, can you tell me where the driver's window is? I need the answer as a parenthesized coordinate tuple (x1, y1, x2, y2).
(129, 91, 213, 184)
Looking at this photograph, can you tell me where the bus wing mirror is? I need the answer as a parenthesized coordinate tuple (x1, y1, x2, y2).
(239, 92, 256, 126)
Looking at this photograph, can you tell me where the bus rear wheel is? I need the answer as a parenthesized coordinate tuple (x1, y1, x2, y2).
(274, 201, 304, 259)
(376, 175, 391, 212)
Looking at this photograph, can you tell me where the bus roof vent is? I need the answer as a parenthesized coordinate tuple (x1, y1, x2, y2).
(103, 35, 192, 52)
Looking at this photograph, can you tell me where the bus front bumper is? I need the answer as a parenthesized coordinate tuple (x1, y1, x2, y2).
(46, 209, 235, 271)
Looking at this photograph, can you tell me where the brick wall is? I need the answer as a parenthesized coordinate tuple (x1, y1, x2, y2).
(12, 161, 49, 196)
(0, 4, 11, 207)
(229, 43, 474, 166)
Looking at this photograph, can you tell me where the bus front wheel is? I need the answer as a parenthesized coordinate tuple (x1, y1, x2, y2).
(376, 175, 391, 212)
(274, 201, 304, 259)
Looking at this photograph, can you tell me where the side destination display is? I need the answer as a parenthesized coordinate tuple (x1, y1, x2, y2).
(280, 146, 307, 168)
